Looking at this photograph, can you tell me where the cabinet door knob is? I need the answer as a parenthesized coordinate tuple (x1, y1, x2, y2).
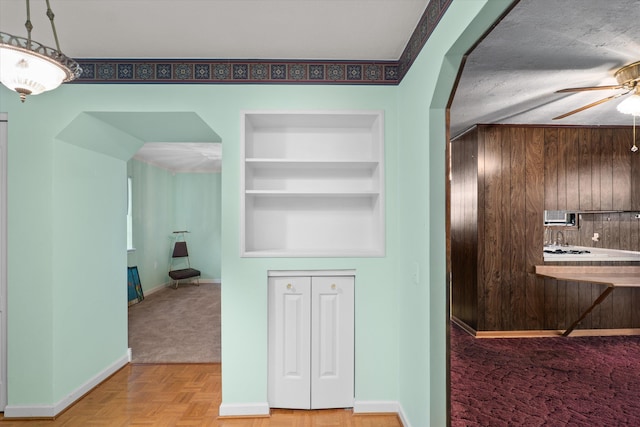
(331, 284, 336, 290)
(287, 283, 292, 290)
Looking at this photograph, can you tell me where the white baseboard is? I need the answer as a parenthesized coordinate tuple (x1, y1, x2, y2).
(4, 351, 129, 419)
(142, 282, 171, 296)
(354, 401, 408, 427)
(217, 401, 405, 425)
(353, 400, 399, 414)
(218, 402, 270, 417)
(397, 402, 411, 427)
(3, 404, 54, 418)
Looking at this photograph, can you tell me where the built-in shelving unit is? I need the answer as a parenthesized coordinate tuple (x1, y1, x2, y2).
(241, 110, 384, 257)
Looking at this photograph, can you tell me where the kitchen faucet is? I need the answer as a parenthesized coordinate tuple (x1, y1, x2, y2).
(544, 227, 553, 246)
(555, 230, 565, 246)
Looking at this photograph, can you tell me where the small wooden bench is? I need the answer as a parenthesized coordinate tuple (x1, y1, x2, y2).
(535, 265, 640, 336)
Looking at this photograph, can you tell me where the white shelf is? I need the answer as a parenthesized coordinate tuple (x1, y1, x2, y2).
(246, 160, 380, 193)
(247, 249, 382, 258)
(246, 190, 380, 196)
(246, 158, 378, 165)
(241, 110, 385, 257)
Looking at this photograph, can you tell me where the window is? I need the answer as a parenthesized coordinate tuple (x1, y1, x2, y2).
(127, 176, 134, 251)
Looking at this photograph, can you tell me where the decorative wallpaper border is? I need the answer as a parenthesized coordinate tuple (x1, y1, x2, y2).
(72, 0, 452, 86)
(74, 60, 400, 85)
(398, 0, 453, 77)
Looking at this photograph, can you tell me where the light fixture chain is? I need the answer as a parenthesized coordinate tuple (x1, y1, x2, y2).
(24, 0, 33, 46)
(631, 114, 640, 152)
(45, 0, 62, 53)
(0, 0, 81, 102)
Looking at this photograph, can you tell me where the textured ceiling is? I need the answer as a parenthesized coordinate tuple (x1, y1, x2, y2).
(450, 0, 640, 138)
(133, 143, 222, 173)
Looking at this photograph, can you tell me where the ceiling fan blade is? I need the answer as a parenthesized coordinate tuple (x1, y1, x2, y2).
(552, 91, 630, 120)
(556, 85, 624, 93)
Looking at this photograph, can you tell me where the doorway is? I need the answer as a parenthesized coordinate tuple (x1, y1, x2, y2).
(126, 142, 222, 363)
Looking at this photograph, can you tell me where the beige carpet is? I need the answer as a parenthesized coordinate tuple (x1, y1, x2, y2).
(128, 282, 221, 363)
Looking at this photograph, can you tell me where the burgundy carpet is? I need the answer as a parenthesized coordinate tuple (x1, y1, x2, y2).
(450, 323, 640, 426)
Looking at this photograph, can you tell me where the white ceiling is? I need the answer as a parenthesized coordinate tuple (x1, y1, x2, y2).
(0, 0, 428, 60)
(450, 0, 640, 137)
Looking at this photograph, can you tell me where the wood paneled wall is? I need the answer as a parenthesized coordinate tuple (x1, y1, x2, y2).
(450, 128, 479, 329)
(451, 125, 640, 332)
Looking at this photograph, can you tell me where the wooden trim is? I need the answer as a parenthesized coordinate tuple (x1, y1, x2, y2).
(476, 330, 564, 338)
(476, 328, 640, 338)
(451, 316, 477, 336)
(535, 265, 640, 275)
(534, 266, 640, 290)
(474, 123, 633, 130)
(453, 315, 640, 338)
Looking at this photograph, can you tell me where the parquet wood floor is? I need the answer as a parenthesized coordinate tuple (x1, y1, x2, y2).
(0, 364, 402, 427)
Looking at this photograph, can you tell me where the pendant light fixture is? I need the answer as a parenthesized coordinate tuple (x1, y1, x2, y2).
(0, 0, 81, 102)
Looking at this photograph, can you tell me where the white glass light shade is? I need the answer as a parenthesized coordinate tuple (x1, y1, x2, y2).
(0, 46, 69, 95)
(0, 32, 81, 102)
(616, 94, 640, 116)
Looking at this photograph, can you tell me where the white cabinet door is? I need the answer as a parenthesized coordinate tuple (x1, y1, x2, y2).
(268, 275, 354, 410)
(311, 276, 354, 409)
(268, 276, 312, 409)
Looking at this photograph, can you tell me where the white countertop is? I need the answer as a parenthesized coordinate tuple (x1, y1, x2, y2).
(543, 245, 640, 262)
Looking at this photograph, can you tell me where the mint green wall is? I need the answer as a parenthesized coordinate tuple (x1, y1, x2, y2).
(52, 141, 128, 400)
(2, 97, 139, 406)
(5, 107, 55, 405)
(0, 83, 399, 410)
(0, 3, 510, 419)
(174, 172, 222, 281)
(127, 159, 175, 290)
(396, 1, 513, 425)
(127, 159, 222, 291)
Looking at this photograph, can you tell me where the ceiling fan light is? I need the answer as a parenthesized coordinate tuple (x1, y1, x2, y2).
(616, 94, 640, 116)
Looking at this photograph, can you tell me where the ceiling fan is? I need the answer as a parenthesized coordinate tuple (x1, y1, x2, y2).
(553, 61, 640, 120)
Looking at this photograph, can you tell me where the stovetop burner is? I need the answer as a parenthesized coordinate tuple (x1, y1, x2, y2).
(544, 249, 591, 255)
